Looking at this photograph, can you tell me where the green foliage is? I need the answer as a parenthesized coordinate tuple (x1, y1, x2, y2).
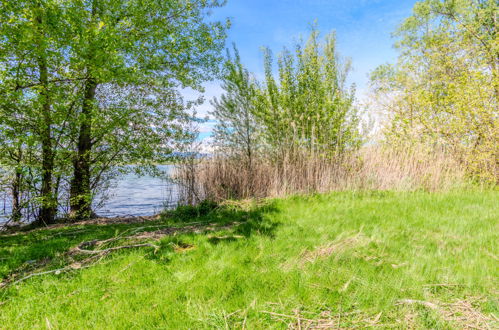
(166, 199, 219, 222)
(212, 27, 362, 162)
(258, 27, 361, 156)
(0, 0, 229, 222)
(371, 0, 498, 181)
(0, 190, 497, 328)
(211, 45, 260, 165)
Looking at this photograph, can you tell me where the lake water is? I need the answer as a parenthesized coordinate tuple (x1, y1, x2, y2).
(0, 165, 180, 223)
(95, 165, 179, 217)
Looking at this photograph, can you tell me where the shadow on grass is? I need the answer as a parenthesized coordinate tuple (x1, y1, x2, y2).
(0, 200, 281, 280)
(164, 199, 281, 240)
(0, 222, 158, 280)
(147, 200, 281, 264)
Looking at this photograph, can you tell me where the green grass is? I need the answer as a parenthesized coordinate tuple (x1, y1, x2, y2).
(0, 190, 497, 328)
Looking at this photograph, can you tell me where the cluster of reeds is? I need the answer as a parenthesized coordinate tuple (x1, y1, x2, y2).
(173, 146, 466, 204)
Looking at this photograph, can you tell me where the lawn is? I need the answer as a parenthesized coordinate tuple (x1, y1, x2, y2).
(0, 190, 497, 329)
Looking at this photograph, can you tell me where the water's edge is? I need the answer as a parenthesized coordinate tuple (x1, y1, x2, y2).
(0, 165, 179, 224)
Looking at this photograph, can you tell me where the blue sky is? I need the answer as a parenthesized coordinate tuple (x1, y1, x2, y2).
(194, 0, 418, 140)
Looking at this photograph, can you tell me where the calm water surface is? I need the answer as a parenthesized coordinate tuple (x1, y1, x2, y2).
(0, 165, 179, 223)
(96, 165, 179, 217)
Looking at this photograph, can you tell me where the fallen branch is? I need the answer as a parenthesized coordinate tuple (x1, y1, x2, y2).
(10, 269, 65, 286)
(71, 243, 158, 255)
(1, 221, 242, 289)
(6, 262, 98, 288)
(12, 268, 74, 286)
(70, 221, 239, 255)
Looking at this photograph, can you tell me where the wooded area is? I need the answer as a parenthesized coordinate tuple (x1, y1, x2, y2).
(0, 0, 228, 224)
(0, 0, 497, 224)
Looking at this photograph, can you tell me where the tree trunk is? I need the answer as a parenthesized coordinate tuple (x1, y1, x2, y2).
(11, 167, 22, 223)
(70, 79, 97, 220)
(37, 56, 57, 225)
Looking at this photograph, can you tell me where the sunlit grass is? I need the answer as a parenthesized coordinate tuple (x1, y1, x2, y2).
(0, 190, 497, 328)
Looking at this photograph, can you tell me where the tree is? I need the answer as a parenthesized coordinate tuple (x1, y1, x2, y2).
(210, 26, 361, 188)
(371, 0, 498, 181)
(212, 27, 361, 161)
(64, 0, 229, 219)
(257, 27, 360, 158)
(0, 0, 229, 222)
(206, 28, 361, 200)
(0, 0, 73, 224)
(211, 45, 260, 171)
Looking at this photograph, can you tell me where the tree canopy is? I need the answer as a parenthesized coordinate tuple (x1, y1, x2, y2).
(212, 27, 361, 164)
(371, 0, 498, 181)
(0, 0, 229, 222)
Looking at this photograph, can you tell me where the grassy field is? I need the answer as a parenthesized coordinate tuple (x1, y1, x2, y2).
(0, 190, 497, 329)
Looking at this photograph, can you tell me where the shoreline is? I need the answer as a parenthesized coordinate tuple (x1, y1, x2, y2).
(0, 214, 162, 235)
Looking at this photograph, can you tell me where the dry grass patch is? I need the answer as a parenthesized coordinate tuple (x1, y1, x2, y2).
(440, 298, 497, 329)
(301, 231, 373, 264)
(262, 297, 498, 329)
(397, 297, 498, 329)
(261, 308, 390, 329)
(280, 231, 376, 271)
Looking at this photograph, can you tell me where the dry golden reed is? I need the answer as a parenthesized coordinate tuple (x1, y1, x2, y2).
(174, 146, 467, 204)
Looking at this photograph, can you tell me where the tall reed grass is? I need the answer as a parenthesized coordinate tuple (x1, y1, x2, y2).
(173, 146, 467, 204)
